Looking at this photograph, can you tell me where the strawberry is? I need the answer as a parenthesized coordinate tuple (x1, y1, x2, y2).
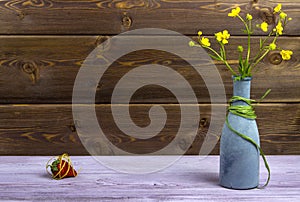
(47, 153, 77, 179)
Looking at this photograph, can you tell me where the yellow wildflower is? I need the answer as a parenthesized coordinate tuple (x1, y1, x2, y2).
(288, 17, 292, 21)
(280, 50, 293, 60)
(260, 22, 268, 32)
(198, 31, 203, 36)
(269, 43, 276, 50)
(200, 37, 211, 47)
(246, 13, 253, 21)
(279, 12, 287, 19)
(189, 41, 195, 47)
(276, 21, 283, 35)
(215, 32, 222, 42)
(215, 30, 230, 44)
(222, 30, 230, 40)
(228, 7, 241, 17)
(274, 3, 282, 13)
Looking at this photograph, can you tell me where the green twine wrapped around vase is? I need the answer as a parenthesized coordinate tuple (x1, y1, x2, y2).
(226, 89, 271, 188)
(220, 77, 270, 189)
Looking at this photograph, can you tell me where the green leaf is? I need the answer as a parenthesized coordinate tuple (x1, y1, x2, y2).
(243, 60, 249, 69)
(51, 160, 59, 172)
(238, 54, 244, 74)
(238, 61, 243, 73)
(234, 76, 242, 81)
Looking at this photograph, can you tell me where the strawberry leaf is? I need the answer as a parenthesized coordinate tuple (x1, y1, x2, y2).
(51, 160, 60, 172)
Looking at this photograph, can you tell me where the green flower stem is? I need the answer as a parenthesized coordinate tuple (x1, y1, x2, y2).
(249, 32, 276, 70)
(261, 31, 274, 47)
(204, 46, 237, 76)
(238, 52, 244, 75)
(250, 49, 270, 71)
(219, 41, 227, 60)
(249, 18, 252, 33)
(246, 30, 251, 66)
(250, 46, 267, 66)
(204, 46, 222, 58)
(223, 60, 237, 76)
(238, 15, 251, 67)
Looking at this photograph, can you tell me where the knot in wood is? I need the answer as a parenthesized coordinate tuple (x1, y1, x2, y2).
(122, 15, 132, 28)
(68, 124, 77, 132)
(259, 7, 275, 24)
(22, 62, 37, 74)
(178, 139, 188, 150)
(200, 118, 208, 128)
(268, 51, 282, 65)
(95, 36, 109, 46)
(162, 60, 172, 66)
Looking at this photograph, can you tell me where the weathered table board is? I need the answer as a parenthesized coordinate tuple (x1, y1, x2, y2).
(0, 156, 299, 201)
(0, 0, 299, 155)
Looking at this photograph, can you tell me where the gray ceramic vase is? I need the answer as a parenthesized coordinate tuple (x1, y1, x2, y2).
(219, 77, 260, 189)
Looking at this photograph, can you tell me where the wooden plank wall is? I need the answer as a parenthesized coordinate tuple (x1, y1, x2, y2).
(0, 0, 299, 155)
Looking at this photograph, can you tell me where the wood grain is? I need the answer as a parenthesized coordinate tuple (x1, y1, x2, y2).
(0, 156, 299, 201)
(0, 0, 299, 35)
(0, 104, 299, 155)
(0, 0, 299, 156)
(0, 36, 299, 104)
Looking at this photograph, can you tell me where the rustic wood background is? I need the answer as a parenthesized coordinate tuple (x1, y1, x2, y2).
(0, 0, 299, 155)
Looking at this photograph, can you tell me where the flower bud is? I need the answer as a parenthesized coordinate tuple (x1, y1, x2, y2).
(279, 12, 287, 19)
(237, 45, 244, 52)
(269, 43, 276, 50)
(189, 41, 195, 47)
(246, 14, 253, 20)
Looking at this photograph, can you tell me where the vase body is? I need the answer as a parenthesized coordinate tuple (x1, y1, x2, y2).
(219, 77, 260, 189)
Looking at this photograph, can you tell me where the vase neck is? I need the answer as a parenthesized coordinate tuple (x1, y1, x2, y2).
(232, 78, 251, 105)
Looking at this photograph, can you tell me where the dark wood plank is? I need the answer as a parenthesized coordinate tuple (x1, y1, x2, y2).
(0, 36, 299, 103)
(0, 36, 96, 103)
(0, 156, 299, 201)
(0, 104, 299, 155)
(0, 0, 299, 35)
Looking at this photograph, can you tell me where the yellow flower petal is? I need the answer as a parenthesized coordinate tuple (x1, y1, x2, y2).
(274, 3, 282, 13)
(215, 32, 223, 42)
(276, 21, 283, 35)
(215, 30, 230, 44)
(279, 12, 287, 19)
(260, 22, 268, 32)
(198, 31, 203, 36)
(228, 7, 241, 17)
(222, 39, 228, 44)
(280, 50, 293, 60)
(201, 37, 211, 47)
(222, 30, 230, 39)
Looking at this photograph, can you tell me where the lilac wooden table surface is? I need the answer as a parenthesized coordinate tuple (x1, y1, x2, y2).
(0, 156, 299, 202)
